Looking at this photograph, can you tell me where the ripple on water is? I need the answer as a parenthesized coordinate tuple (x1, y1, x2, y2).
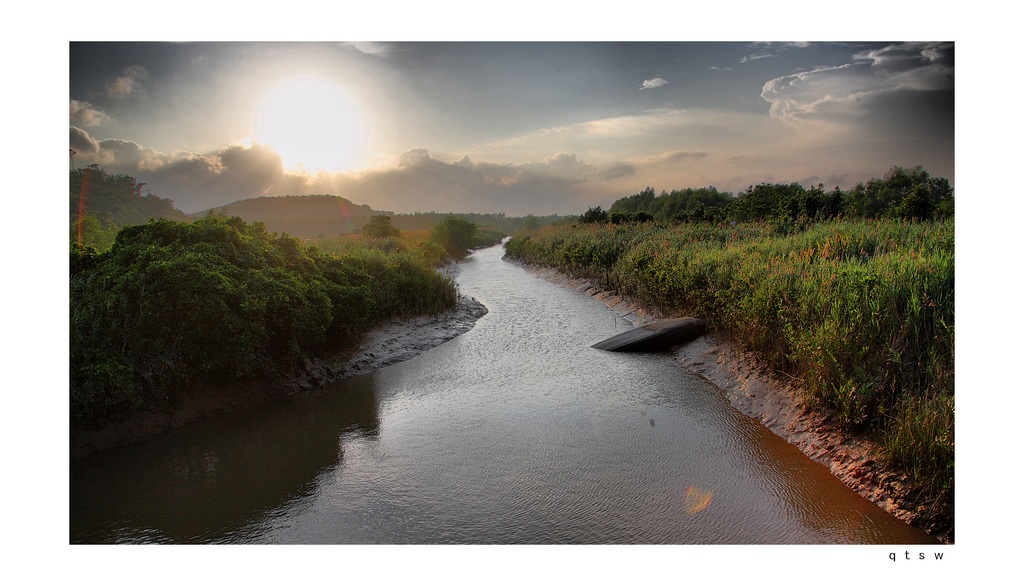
(69, 244, 937, 545)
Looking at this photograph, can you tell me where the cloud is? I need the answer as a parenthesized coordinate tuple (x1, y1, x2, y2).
(92, 138, 160, 167)
(639, 77, 668, 90)
(70, 100, 112, 127)
(598, 163, 636, 180)
(739, 53, 772, 64)
(853, 42, 953, 68)
(69, 127, 610, 215)
(360, 149, 599, 212)
(70, 126, 100, 154)
(760, 42, 954, 125)
(398, 147, 431, 167)
(521, 153, 597, 180)
(740, 42, 807, 64)
(105, 65, 149, 100)
(68, 48, 954, 220)
(657, 150, 710, 164)
(344, 42, 390, 57)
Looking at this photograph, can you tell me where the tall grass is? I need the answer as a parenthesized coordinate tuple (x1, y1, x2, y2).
(506, 218, 954, 501)
(308, 229, 451, 268)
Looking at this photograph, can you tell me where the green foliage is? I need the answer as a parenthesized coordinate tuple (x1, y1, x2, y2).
(362, 214, 401, 238)
(610, 186, 734, 223)
(431, 216, 479, 256)
(70, 213, 119, 253)
(730, 182, 842, 222)
(608, 187, 657, 215)
(70, 166, 188, 240)
(602, 166, 951, 227)
(388, 211, 571, 234)
(71, 216, 458, 425)
(610, 211, 654, 224)
(474, 227, 506, 249)
(188, 193, 572, 239)
(883, 392, 954, 496)
(579, 206, 609, 224)
(844, 165, 953, 220)
(505, 218, 954, 503)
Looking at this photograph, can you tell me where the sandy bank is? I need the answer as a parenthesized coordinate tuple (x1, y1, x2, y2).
(519, 262, 952, 544)
(70, 294, 488, 460)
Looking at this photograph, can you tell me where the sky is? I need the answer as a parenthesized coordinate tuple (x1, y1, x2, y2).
(69, 41, 955, 216)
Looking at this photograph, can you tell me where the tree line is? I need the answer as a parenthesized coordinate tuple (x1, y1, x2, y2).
(585, 165, 953, 226)
(362, 214, 496, 256)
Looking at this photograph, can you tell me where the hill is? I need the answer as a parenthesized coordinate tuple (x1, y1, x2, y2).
(195, 195, 574, 238)
(191, 194, 380, 237)
(71, 165, 190, 250)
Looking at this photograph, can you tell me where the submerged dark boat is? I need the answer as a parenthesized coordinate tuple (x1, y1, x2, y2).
(591, 317, 706, 352)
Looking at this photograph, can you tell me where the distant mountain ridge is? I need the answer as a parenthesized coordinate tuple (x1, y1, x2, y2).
(191, 194, 384, 237)
(192, 194, 379, 222)
(70, 166, 572, 242)
(192, 194, 573, 237)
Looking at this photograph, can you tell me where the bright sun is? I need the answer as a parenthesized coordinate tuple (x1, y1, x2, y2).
(254, 76, 368, 173)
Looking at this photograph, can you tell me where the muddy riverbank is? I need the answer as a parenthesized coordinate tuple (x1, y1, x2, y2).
(519, 262, 952, 544)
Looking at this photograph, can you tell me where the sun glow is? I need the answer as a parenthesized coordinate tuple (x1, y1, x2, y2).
(254, 76, 369, 173)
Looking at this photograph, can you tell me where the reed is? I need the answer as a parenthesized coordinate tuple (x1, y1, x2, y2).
(506, 218, 954, 501)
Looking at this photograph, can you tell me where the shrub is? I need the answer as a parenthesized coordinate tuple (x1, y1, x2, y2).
(71, 216, 458, 423)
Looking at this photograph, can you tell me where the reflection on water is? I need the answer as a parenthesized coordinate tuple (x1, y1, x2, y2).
(70, 244, 936, 544)
(70, 377, 381, 543)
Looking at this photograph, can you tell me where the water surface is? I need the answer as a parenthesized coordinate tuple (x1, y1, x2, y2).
(70, 244, 936, 544)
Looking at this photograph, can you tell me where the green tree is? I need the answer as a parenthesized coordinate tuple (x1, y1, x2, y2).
(845, 165, 953, 220)
(896, 184, 934, 220)
(730, 182, 806, 222)
(609, 187, 656, 215)
(70, 212, 119, 251)
(580, 206, 609, 224)
(70, 165, 187, 233)
(362, 214, 401, 238)
(431, 215, 479, 256)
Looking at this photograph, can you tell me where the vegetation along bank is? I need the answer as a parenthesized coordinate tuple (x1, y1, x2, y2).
(504, 166, 954, 541)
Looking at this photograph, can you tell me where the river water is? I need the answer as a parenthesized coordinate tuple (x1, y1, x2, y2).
(70, 243, 936, 544)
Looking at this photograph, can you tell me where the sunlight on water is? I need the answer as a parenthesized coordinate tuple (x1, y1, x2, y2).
(683, 486, 714, 515)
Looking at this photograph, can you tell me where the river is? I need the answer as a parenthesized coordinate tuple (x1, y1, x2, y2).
(70, 243, 936, 544)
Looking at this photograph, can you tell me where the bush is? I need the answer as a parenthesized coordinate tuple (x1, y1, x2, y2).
(431, 216, 479, 256)
(71, 216, 458, 424)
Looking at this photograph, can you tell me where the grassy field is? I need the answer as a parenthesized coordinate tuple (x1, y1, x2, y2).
(505, 218, 954, 503)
